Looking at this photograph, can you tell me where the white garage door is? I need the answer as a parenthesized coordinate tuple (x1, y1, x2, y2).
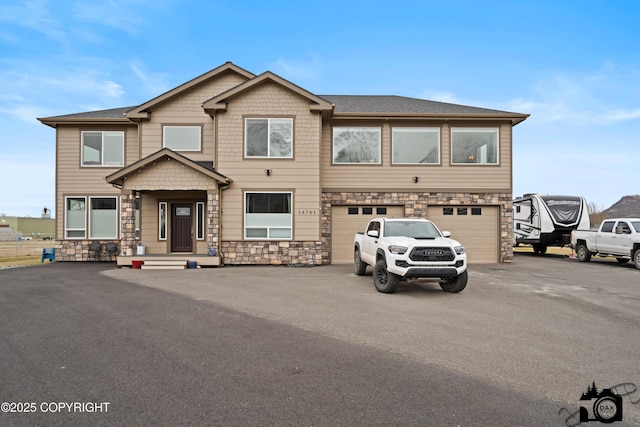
(428, 206, 499, 264)
(331, 206, 405, 263)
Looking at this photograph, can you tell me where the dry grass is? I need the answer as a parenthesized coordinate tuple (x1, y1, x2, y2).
(0, 240, 55, 268)
(513, 245, 574, 256)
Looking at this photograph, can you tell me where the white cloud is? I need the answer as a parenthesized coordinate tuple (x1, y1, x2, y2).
(507, 63, 640, 125)
(421, 90, 460, 104)
(130, 61, 170, 96)
(270, 55, 324, 81)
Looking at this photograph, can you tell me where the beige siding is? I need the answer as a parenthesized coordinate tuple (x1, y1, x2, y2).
(55, 124, 138, 238)
(216, 82, 322, 241)
(321, 121, 512, 192)
(138, 72, 247, 161)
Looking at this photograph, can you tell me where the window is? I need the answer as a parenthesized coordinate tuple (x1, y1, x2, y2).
(65, 197, 86, 238)
(89, 197, 118, 239)
(451, 128, 499, 164)
(245, 118, 293, 158)
(472, 207, 482, 215)
(377, 207, 387, 215)
(82, 131, 124, 166)
(333, 127, 381, 164)
(348, 207, 358, 215)
(163, 126, 201, 151)
(601, 221, 615, 233)
(245, 192, 292, 239)
(159, 202, 167, 240)
(443, 208, 454, 215)
(196, 202, 205, 240)
(457, 208, 468, 215)
(362, 207, 373, 215)
(392, 127, 440, 164)
(134, 196, 140, 239)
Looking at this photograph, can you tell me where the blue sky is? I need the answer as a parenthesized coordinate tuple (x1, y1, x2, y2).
(1, 0, 639, 217)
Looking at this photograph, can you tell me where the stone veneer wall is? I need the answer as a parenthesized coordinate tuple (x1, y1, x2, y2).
(321, 191, 513, 264)
(54, 240, 121, 262)
(220, 241, 325, 265)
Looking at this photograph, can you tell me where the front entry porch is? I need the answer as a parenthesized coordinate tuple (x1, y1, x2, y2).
(116, 254, 221, 268)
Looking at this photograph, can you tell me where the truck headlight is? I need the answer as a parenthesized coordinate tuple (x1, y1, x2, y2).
(454, 246, 465, 255)
(388, 245, 408, 255)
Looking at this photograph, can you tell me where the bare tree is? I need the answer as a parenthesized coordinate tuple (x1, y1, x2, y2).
(587, 201, 605, 227)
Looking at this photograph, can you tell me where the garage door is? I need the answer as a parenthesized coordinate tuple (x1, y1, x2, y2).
(428, 206, 499, 264)
(331, 206, 405, 263)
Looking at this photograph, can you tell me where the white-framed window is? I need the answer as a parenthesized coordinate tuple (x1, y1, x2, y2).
(245, 118, 293, 158)
(81, 131, 124, 167)
(245, 192, 292, 239)
(163, 125, 201, 151)
(392, 127, 440, 164)
(134, 196, 140, 240)
(159, 202, 167, 240)
(451, 128, 499, 164)
(65, 196, 86, 239)
(88, 197, 118, 239)
(196, 202, 205, 240)
(332, 127, 381, 164)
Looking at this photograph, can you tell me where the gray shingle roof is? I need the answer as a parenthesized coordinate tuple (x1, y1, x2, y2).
(40, 106, 135, 120)
(319, 95, 519, 115)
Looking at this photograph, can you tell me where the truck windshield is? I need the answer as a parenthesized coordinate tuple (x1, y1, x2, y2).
(631, 221, 640, 233)
(384, 221, 441, 238)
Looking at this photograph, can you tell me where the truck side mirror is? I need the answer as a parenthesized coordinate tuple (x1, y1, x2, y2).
(367, 230, 379, 238)
(442, 231, 451, 237)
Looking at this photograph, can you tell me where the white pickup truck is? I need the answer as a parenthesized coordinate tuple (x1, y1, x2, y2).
(570, 218, 640, 269)
(353, 217, 467, 293)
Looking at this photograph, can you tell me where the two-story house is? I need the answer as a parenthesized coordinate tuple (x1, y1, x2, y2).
(38, 61, 528, 267)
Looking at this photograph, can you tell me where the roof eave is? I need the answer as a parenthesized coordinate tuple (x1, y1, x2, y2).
(330, 112, 530, 124)
(36, 117, 131, 128)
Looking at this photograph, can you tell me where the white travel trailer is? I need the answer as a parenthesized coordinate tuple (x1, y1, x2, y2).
(513, 194, 590, 254)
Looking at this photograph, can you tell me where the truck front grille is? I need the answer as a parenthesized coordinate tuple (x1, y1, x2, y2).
(409, 247, 455, 262)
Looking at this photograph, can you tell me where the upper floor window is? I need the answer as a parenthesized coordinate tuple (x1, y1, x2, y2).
(245, 118, 293, 158)
(82, 131, 124, 167)
(163, 126, 201, 151)
(392, 127, 440, 164)
(451, 128, 499, 165)
(333, 127, 381, 164)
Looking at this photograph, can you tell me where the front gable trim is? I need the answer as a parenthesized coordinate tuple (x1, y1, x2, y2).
(106, 148, 232, 187)
(202, 71, 333, 113)
(125, 62, 255, 119)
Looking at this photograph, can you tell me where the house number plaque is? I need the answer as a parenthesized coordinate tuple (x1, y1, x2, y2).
(296, 209, 318, 215)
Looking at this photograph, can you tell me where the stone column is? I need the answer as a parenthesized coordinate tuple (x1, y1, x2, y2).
(121, 191, 136, 254)
(206, 189, 220, 255)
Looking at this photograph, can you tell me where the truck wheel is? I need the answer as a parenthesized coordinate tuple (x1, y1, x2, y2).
(634, 249, 640, 270)
(576, 244, 591, 262)
(440, 270, 468, 293)
(373, 260, 400, 293)
(354, 248, 367, 276)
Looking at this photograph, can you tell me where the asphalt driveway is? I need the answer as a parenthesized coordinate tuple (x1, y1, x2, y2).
(1, 254, 639, 426)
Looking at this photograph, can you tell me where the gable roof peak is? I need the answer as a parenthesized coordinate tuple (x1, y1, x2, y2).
(125, 62, 255, 119)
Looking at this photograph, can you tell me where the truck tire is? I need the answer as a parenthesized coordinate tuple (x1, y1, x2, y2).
(576, 244, 591, 262)
(373, 260, 400, 293)
(354, 248, 367, 276)
(440, 270, 468, 293)
(634, 249, 640, 270)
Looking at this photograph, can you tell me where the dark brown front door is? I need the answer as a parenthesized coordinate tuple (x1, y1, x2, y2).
(171, 205, 193, 252)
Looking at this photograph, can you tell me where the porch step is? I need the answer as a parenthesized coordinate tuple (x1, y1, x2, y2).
(141, 264, 187, 270)
(140, 260, 187, 270)
(143, 260, 188, 266)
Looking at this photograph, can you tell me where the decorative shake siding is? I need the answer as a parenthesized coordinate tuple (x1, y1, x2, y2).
(138, 72, 247, 160)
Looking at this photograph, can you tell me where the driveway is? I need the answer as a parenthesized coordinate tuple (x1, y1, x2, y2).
(1, 254, 638, 426)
